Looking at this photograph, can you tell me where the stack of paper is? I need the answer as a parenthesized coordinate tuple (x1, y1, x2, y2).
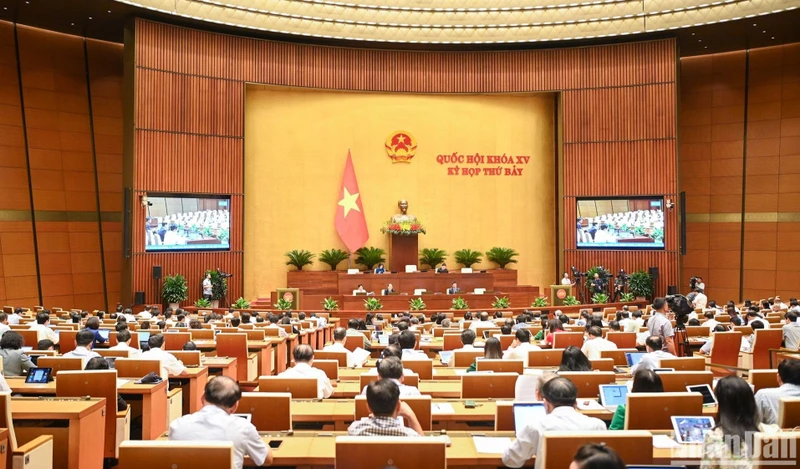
(473, 437, 512, 454)
(432, 403, 455, 414)
(576, 400, 605, 411)
(652, 435, 681, 449)
(352, 348, 371, 366)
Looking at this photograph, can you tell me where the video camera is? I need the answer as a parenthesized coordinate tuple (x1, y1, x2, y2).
(216, 268, 233, 279)
(665, 294, 692, 328)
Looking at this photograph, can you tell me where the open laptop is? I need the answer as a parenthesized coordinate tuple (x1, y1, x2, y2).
(625, 352, 647, 367)
(97, 329, 110, 341)
(25, 367, 52, 384)
(138, 330, 151, 349)
(598, 384, 628, 411)
(439, 351, 454, 365)
(512, 403, 547, 430)
(232, 413, 252, 422)
(671, 416, 715, 444)
(687, 384, 718, 407)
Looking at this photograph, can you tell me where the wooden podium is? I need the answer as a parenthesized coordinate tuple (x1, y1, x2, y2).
(550, 284, 572, 306)
(388, 234, 418, 272)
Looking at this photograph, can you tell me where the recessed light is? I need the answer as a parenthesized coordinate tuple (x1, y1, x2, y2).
(698, 39, 702, 42)
(107, 10, 111, 13)
(691, 32, 695, 35)
(771, 36, 775, 39)
(752, 23, 757, 26)
(704, 46, 708, 49)
(70, 22, 74, 26)
(88, 16, 92, 20)
(762, 30, 766, 33)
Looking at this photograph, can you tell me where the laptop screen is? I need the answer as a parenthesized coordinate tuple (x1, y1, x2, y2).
(25, 367, 51, 384)
(513, 403, 546, 430)
(98, 329, 110, 340)
(138, 331, 151, 342)
(439, 351, 454, 365)
(599, 385, 628, 407)
(687, 385, 717, 405)
(626, 353, 646, 367)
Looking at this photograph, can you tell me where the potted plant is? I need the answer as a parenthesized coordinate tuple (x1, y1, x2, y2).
(321, 297, 339, 311)
(592, 292, 610, 304)
(319, 248, 349, 271)
(364, 297, 383, 311)
(531, 296, 548, 308)
(584, 265, 611, 290)
(207, 269, 227, 309)
(162, 274, 188, 310)
(563, 295, 580, 306)
(354, 247, 386, 271)
(274, 298, 293, 311)
(194, 298, 211, 308)
(285, 249, 315, 271)
(620, 292, 635, 302)
(451, 297, 469, 310)
(409, 297, 426, 311)
(629, 270, 654, 300)
(231, 297, 250, 310)
(419, 248, 447, 270)
(485, 247, 519, 269)
(454, 248, 482, 269)
(492, 296, 510, 309)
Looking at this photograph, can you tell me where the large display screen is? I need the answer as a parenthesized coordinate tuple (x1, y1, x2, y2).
(576, 197, 664, 250)
(145, 195, 230, 251)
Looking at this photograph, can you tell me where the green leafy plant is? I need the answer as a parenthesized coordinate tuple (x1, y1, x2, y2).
(633, 226, 646, 236)
(206, 269, 227, 301)
(409, 297, 426, 311)
(364, 297, 383, 311)
(161, 274, 188, 305)
(492, 296, 510, 309)
(321, 297, 339, 311)
(285, 249, 315, 271)
(485, 247, 519, 269)
(620, 292, 635, 302)
(531, 296, 549, 307)
(584, 266, 611, 290)
(592, 292, 610, 304)
(194, 298, 211, 308)
(419, 248, 447, 270)
(651, 228, 664, 243)
(563, 295, 580, 306)
(354, 247, 386, 270)
(231, 297, 250, 309)
(274, 298, 293, 311)
(319, 249, 350, 271)
(629, 270, 654, 299)
(454, 248, 483, 269)
(451, 297, 469, 310)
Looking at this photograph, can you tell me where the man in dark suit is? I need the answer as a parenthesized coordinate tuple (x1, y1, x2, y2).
(447, 282, 461, 295)
(592, 273, 604, 295)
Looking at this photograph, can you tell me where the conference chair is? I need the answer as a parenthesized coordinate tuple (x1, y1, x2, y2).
(0, 392, 54, 469)
(749, 369, 779, 393)
(335, 436, 445, 469)
(170, 351, 201, 367)
(778, 397, 800, 429)
(685, 326, 711, 338)
(359, 373, 419, 390)
(238, 392, 292, 431)
(354, 395, 432, 430)
(56, 370, 129, 458)
(258, 376, 318, 399)
(558, 372, 616, 398)
(461, 373, 517, 399)
(115, 358, 161, 379)
(528, 349, 564, 367)
(753, 432, 800, 468)
(475, 327, 500, 339)
(314, 350, 348, 368)
(162, 332, 191, 351)
(659, 356, 706, 371)
(486, 333, 514, 350)
(552, 332, 584, 349)
(36, 356, 83, 376)
(343, 336, 364, 352)
(704, 331, 743, 375)
(745, 329, 783, 369)
(311, 359, 339, 381)
(732, 325, 753, 337)
(590, 358, 615, 371)
(442, 333, 463, 351)
(402, 359, 433, 380)
(476, 359, 523, 374)
(625, 392, 703, 430)
(494, 401, 515, 430)
(17, 330, 40, 350)
(189, 329, 214, 341)
(96, 349, 131, 358)
(217, 333, 258, 382)
(452, 349, 483, 367)
(245, 329, 266, 341)
(606, 332, 636, 349)
(432, 327, 457, 338)
(541, 431, 653, 468)
(109, 331, 140, 349)
(118, 441, 234, 469)
(601, 348, 638, 366)
(56, 330, 78, 355)
(656, 371, 714, 392)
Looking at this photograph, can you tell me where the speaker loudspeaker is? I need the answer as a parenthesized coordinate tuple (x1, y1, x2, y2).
(667, 285, 678, 295)
(153, 266, 162, 280)
(134, 291, 145, 305)
(648, 267, 659, 280)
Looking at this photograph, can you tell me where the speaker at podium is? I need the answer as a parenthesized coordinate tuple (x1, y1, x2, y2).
(275, 288, 301, 310)
(550, 284, 572, 306)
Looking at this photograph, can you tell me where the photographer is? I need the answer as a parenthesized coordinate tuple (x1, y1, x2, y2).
(612, 270, 627, 303)
(648, 298, 676, 355)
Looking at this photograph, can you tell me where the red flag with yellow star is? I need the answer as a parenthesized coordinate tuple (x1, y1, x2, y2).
(335, 151, 369, 252)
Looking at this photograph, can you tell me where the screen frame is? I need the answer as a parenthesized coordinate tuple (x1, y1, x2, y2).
(575, 195, 666, 251)
(144, 192, 232, 253)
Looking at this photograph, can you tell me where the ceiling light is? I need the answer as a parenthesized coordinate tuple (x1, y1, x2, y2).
(88, 16, 92, 19)
(70, 22, 74, 26)
(771, 36, 775, 39)
(698, 39, 702, 42)
(752, 23, 757, 26)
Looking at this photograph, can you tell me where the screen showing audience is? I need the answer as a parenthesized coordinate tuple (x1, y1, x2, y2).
(576, 197, 665, 250)
(145, 195, 231, 252)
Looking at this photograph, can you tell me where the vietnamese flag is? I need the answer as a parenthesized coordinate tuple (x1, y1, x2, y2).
(335, 151, 369, 252)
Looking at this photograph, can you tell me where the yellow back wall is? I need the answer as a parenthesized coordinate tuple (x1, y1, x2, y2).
(244, 86, 556, 300)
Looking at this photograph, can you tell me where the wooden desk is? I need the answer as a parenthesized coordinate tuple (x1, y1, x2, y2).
(195, 339, 281, 376)
(170, 367, 208, 414)
(201, 356, 238, 381)
(338, 367, 461, 381)
(333, 380, 460, 398)
(11, 397, 105, 469)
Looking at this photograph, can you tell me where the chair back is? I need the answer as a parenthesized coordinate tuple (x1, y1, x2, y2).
(552, 332, 584, 349)
(749, 369, 779, 393)
(558, 372, 616, 398)
(541, 431, 653, 468)
(190, 330, 215, 341)
(528, 349, 564, 367)
(354, 395, 432, 430)
(433, 327, 456, 338)
(475, 359, 523, 374)
(708, 331, 742, 369)
(753, 432, 800, 468)
(732, 325, 753, 336)
(17, 330, 40, 350)
(115, 358, 161, 378)
(334, 436, 445, 469)
(590, 358, 615, 371)
(258, 377, 318, 399)
(453, 349, 483, 367)
(118, 441, 234, 469)
(685, 326, 710, 337)
(57, 330, 79, 354)
(37, 356, 83, 376)
(97, 349, 131, 358)
(606, 332, 636, 348)
(238, 392, 292, 431)
(56, 370, 119, 458)
(751, 329, 783, 369)
(359, 373, 419, 389)
(314, 350, 348, 368)
(601, 348, 638, 366)
(402, 359, 433, 380)
(656, 371, 714, 392)
(461, 373, 517, 398)
(163, 332, 191, 351)
(170, 351, 201, 367)
(110, 331, 140, 349)
(625, 392, 703, 430)
(0, 392, 18, 453)
(344, 336, 363, 352)
(311, 359, 339, 381)
(245, 330, 266, 341)
(659, 356, 706, 371)
(441, 333, 463, 351)
(216, 334, 249, 383)
(778, 397, 800, 429)
(494, 401, 515, 431)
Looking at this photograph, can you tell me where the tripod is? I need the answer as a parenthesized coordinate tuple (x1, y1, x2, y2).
(674, 320, 692, 357)
(573, 274, 585, 304)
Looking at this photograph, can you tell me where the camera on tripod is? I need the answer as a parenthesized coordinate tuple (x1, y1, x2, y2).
(665, 294, 692, 328)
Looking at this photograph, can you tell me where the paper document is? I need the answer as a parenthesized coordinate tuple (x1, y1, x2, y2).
(473, 436, 512, 454)
(432, 403, 455, 414)
(116, 379, 130, 388)
(652, 435, 681, 449)
(454, 369, 469, 376)
(352, 348, 371, 365)
(576, 400, 605, 411)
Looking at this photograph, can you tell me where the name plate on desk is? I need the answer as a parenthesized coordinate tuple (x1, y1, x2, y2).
(347, 269, 360, 274)
(405, 265, 417, 273)
(461, 268, 473, 274)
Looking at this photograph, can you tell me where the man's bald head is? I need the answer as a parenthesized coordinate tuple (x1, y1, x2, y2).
(203, 376, 241, 409)
(293, 344, 314, 363)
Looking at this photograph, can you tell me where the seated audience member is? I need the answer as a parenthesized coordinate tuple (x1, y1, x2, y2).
(449, 329, 478, 368)
(609, 369, 663, 430)
(581, 326, 618, 360)
(544, 318, 566, 346)
(746, 310, 768, 329)
(347, 379, 424, 437)
(7, 308, 22, 325)
(630, 336, 675, 374)
(122, 308, 137, 323)
(698, 324, 728, 355)
(558, 346, 592, 372)
(512, 314, 530, 332)
(688, 318, 701, 326)
(398, 330, 426, 360)
(466, 337, 503, 372)
(142, 334, 188, 377)
(85, 357, 127, 411)
(625, 310, 644, 333)
(502, 377, 607, 468)
(469, 312, 496, 332)
(755, 358, 800, 425)
(782, 312, 800, 350)
(169, 376, 272, 469)
(183, 341, 198, 351)
(702, 376, 779, 468)
(279, 344, 333, 399)
(85, 317, 108, 348)
(503, 329, 541, 367)
(440, 318, 452, 328)
(188, 319, 202, 330)
(346, 319, 371, 349)
(63, 330, 102, 361)
(323, 327, 364, 368)
(266, 315, 289, 337)
(746, 320, 765, 351)
(37, 339, 55, 351)
(361, 357, 420, 397)
(570, 444, 626, 469)
(109, 329, 140, 357)
(29, 312, 58, 344)
(500, 324, 513, 335)
(0, 313, 9, 338)
(703, 311, 720, 330)
(607, 320, 621, 331)
(0, 331, 34, 376)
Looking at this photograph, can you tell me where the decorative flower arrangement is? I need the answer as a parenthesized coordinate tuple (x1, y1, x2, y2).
(380, 220, 426, 235)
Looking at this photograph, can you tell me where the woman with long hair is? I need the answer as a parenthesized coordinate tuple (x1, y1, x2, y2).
(466, 337, 502, 372)
(609, 369, 663, 430)
(701, 376, 777, 468)
(558, 345, 592, 372)
(545, 318, 565, 346)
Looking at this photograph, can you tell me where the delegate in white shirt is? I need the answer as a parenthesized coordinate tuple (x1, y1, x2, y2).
(322, 342, 358, 368)
(581, 337, 618, 360)
(63, 346, 101, 361)
(141, 347, 186, 378)
(278, 363, 333, 399)
(29, 323, 59, 344)
(169, 405, 269, 469)
(109, 342, 141, 357)
(360, 378, 420, 397)
(502, 342, 542, 367)
(630, 350, 675, 375)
